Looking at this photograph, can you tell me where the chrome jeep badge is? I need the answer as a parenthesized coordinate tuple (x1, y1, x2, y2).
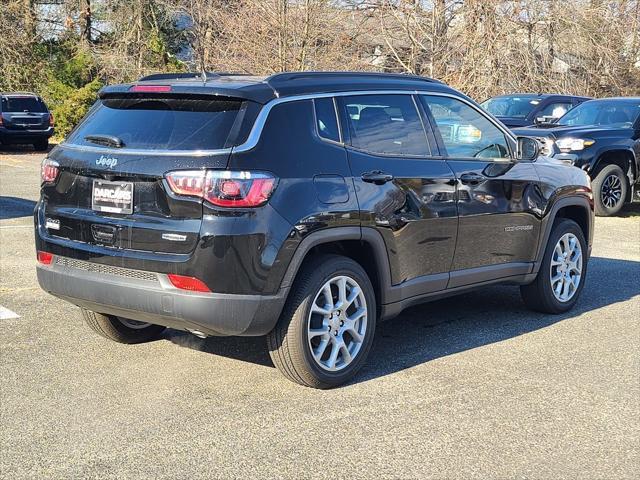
(96, 155, 118, 169)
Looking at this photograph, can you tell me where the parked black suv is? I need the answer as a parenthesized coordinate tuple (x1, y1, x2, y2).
(35, 72, 594, 388)
(513, 97, 640, 216)
(481, 93, 591, 128)
(0, 92, 54, 151)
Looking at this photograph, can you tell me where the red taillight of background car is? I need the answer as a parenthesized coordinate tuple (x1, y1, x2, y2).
(165, 170, 277, 208)
(36, 251, 53, 265)
(41, 158, 59, 183)
(167, 274, 211, 293)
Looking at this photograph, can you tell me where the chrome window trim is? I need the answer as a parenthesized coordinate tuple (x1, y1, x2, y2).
(59, 89, 515, 158)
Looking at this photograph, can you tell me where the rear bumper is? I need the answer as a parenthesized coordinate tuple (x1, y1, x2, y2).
(0, 126, 54, 142)
(36, 257, 288, 336)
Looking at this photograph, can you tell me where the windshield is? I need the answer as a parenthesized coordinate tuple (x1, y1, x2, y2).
(67, 96, 248, 150)
(480, 95, 541, 118)
(1, 96, 47, 113)
(558, 99, 640, 127)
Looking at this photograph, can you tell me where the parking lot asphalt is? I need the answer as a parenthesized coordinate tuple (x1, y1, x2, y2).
(1, 147, 639, 479)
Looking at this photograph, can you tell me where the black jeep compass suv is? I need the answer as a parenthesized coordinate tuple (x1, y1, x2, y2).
(35, 72, 594, 388)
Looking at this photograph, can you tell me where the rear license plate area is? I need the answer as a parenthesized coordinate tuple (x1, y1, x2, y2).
(92, 180, 133, 214)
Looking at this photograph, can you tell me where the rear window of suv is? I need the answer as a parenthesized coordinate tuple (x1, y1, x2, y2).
(1, 96, 48, 113)
(67, 96, 250, 151)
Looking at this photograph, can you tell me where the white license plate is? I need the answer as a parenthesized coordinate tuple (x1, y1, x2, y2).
(92, 180, 134, 214)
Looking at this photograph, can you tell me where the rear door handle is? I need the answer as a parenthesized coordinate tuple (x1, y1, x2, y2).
(459, 172, 485, 185)
(361, 170, 394, 185)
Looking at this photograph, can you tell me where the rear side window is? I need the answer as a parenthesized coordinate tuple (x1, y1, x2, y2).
(1, 96, 47, 113)
(67, 97, 249, 150)
(314, 98, 340, 142)
(341, 94, 430, 156)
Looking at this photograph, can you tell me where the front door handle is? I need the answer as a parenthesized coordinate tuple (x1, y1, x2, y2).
(361, 170, 394, 185)
(459, 172, 485, 185)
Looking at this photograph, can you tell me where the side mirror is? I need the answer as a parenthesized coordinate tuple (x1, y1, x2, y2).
(516, 136, 540, 161)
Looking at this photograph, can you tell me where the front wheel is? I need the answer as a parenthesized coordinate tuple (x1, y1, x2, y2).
(520, 219, 588, 314)
(593, 164, 627, 216)
(267, 254, 376, 389)
(81, 309, 166, 344)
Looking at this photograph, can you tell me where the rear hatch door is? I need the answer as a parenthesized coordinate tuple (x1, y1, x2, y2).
(41, 94, 251, 254)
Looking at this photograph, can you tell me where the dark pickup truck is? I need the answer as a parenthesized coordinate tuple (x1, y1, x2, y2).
(514, 97, 640, 216)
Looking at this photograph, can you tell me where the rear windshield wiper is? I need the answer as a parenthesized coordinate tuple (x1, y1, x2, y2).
(84, 134, 125, 148)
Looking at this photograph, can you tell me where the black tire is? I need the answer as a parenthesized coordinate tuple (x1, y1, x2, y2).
(520, 219, 588, 314)
(592, 164, 628, 216)
(267, 254, 377, 389)
(81, 308, 166, 344)
(33, 139, 49, 152)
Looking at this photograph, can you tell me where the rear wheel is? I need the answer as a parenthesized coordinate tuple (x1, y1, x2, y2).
(33, 139, 49, 152)
(81, 308, 166, 344)
(593, 164, 627, 216)
(520, 219, 587, 314)
(267, 254, 376, 389)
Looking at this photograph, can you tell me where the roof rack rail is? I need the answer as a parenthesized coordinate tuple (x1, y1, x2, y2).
(138, 72, 216, 82)
(138, 72, 255, 82)
(265, 71, 439, 85)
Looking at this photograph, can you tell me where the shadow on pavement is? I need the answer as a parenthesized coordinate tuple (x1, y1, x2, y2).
(0, 196, 37, 220)
(164, 255, 640, 383)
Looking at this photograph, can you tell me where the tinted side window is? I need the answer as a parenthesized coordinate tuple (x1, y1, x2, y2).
(421, 95, 510, 160)
(314, 98, 340, 142)
(342, 94, 430, 156)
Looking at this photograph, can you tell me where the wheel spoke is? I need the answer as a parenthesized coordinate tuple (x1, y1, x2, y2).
(314, 337, 330, 360)
(340, 343, 352, 364)
(327, 341, 340, 369)
(337, 277, 348, 307)
(322, 284, 334, 310)
(311, 304, 331, 316)
(309, 328, 328, 339)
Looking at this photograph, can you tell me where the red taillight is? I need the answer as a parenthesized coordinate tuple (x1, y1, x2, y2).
(165, 170, 277, 208)
(167, 274, 211, 293)
(49, 113, 54, 127)
(41, 158, 59, 183)
(0, 115, 3, 126)
(129, 85, 171, 93)
(37, 251, 53, 265)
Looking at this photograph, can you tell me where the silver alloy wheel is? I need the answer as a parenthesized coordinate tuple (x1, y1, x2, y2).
(601, 174, 623, 209)
(307, 275, 367, 372)
(118, 317, 153, 329)
(549, 233, 583, 302)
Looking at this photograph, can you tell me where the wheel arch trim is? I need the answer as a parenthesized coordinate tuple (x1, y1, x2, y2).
(533, 195, 593, 274)
(279, 226, 394, 305)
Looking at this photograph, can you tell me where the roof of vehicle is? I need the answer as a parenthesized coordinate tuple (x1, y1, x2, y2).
(578, 97, 640, 102)
(488, 93, 591, 99)
(98, 71, 457, 104)
(0, 92, 40, 97)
